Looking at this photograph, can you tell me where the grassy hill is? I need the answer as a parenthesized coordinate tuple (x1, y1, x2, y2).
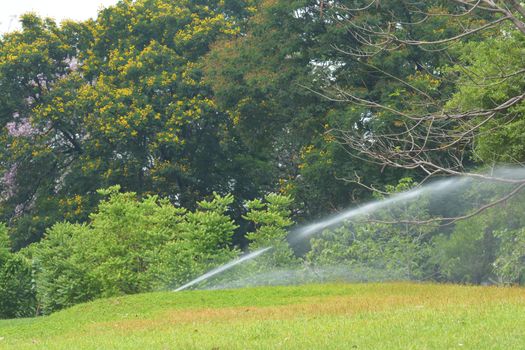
(0, 283, 524, 349)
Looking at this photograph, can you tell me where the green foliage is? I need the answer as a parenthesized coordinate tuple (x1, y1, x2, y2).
(446, 28, 525, 164)
(31, 222, 101, 314)
(244, 193, 298, 268)
(31, 188, 239, 314)
(307, 179, 437, 279)
(0, 0, 261, 249)
(0, 254, 36, 319)
(431, 188, 525, 284)
(151, 193, 239, 289)
(431, 217, 497, 284)
(204, 0, 383, 220)
(493, 228, 525, 285)
(0, 224, 9, 259)
(0, 224, 36, 319)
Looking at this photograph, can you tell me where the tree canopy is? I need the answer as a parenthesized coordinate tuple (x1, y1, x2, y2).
(2, 0, 525, 318)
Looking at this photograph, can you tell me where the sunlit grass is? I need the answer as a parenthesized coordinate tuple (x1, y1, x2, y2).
(0, 283, 524, 349)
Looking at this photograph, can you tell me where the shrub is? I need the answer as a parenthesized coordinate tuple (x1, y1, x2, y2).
(0, 224, 36, 318)
(244, 193, 299, 268)
(493, 228, 525, 284)
(31, 188, 240, 313)
(149, 193, 239, 289)
(306, 179, 437, 280)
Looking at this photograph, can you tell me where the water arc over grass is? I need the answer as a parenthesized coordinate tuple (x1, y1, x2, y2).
(174, 167, 525, 291)
(174, 247, 272, 291)
(289, 177, 467, 243)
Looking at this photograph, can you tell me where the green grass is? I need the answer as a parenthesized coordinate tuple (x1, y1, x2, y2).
(1, 282, 524, 349)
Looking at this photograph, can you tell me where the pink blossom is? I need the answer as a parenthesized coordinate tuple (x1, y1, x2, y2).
(6, 118, 36, 137)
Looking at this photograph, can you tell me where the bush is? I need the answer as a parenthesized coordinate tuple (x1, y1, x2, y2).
(431, 217, 498, 284)
(493, 228, 525, 284)
(31, 187, 240, 314)
(244, 193, 298, 269)
(149, 193, 239, 289)
(0, 224, 36, 318)
(430, 190, 525, 285)
(31, 222, 99, 314)
(306, 179, 437, 280)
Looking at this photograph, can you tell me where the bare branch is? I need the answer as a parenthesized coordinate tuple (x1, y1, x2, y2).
(365, 182, 525, 226)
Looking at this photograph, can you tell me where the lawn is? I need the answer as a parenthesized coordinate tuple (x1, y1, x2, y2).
(0, 283, 524, 349)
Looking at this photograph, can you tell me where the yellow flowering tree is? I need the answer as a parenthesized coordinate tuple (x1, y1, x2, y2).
(0, 0, 258, 248)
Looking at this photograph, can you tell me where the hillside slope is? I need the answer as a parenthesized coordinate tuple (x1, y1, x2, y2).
(0, 283, 524, 349)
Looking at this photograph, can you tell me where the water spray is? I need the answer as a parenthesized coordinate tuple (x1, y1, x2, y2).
(174, 247, 273, 291)
(174, 178, 462, 292)
(173, 170, 525, 292)
(290, 177, 464, 242)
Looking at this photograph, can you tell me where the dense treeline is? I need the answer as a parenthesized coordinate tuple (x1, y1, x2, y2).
(0, 0, 407, 250)
(2, 180, 524, 318)
(0, 187, 296, 316)
(2, 0, 525, 318)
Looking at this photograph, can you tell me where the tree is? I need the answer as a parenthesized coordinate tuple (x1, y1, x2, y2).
(0, 14, 81, 248)
(318, 1, 525, 187)
(0, 1, 262, 249)
(244, 193, 299, 268)
(205, 0, 409, 220)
